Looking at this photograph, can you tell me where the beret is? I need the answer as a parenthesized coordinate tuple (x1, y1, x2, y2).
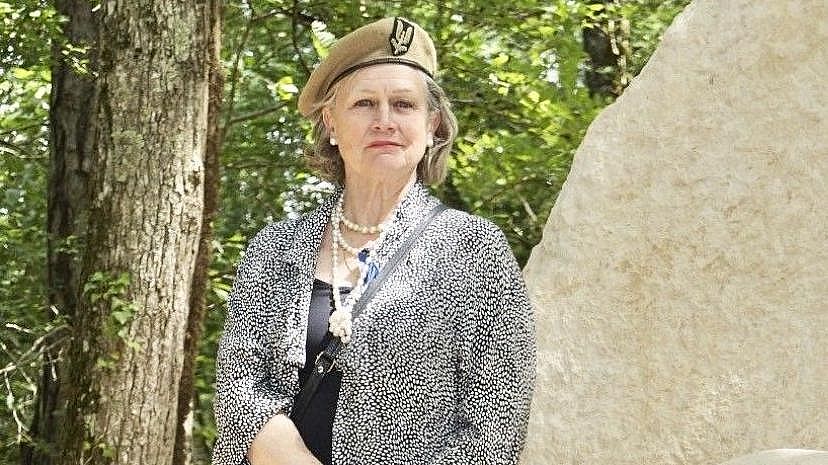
(298, 17, 437, 117)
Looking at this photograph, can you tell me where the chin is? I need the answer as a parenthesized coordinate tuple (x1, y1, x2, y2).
(369, 159, 418, 179)
(370, 150, 409, 163)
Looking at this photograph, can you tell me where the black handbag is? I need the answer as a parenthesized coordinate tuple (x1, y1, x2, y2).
(289, 203, 448, 423)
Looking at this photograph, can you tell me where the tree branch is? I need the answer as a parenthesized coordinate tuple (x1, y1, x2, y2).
(223, 159, 299, 171)
(228, 103, 287, 125)
(291, 0, 311, 79)
(222, 3, 257, 138)
(0, 123, 44, 137)
(0, 140, 45, 160)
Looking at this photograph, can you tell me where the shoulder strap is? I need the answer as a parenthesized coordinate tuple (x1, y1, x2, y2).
(351, 202, 448, 319)
(290, 203, 448, 422)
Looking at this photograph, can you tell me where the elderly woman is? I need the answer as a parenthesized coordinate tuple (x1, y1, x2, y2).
(213, 17, 535, 465)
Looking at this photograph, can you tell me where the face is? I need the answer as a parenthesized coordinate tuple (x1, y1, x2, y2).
(323, 64, 438, 186)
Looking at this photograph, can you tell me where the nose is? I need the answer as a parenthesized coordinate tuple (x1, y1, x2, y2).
(371, 103, 395, 131)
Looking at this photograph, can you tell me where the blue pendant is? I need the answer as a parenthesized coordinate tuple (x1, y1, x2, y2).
(363, 262, 379, 285)
(358, 248, 379, 285)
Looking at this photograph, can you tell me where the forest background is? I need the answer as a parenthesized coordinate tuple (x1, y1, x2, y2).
(1, 0, 687, 463)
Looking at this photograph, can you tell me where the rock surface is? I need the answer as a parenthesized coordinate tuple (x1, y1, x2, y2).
(720, 450, 828, 465)
(521, 0, 828, 464)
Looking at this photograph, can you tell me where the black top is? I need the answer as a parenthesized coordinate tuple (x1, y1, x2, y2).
(292, 279, 350, 465)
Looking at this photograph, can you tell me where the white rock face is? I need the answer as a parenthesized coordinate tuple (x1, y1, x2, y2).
(720, 450, 828, 465)
(522, 1, 828, 464)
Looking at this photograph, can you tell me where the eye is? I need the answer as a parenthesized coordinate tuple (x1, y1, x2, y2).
(394, 99, 415, 110)
(353, 99, 374, 108)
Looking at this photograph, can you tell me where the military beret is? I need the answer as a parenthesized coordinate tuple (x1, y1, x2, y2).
(298, 17, 437, 117)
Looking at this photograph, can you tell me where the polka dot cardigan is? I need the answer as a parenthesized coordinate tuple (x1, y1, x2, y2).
(212, 183, 536, 465)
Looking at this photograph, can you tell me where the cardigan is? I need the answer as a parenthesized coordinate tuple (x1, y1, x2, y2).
(212, 182, 536, 465)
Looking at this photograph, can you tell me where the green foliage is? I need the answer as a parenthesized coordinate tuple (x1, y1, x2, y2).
(82, 271, 141, 360)
(0, 309, 66, 458)
(0, 1, 56, 461)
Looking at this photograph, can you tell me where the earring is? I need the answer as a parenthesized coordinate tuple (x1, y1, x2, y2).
(426, 136, 434, 148)
(330, 136, 337, 146)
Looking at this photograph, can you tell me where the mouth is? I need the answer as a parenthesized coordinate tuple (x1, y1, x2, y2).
(367, 140, 403, 148)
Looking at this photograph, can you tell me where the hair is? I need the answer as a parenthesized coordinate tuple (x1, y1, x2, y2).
(305, 69, 458, 186)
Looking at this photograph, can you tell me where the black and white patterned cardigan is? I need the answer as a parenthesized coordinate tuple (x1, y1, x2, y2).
(212, 182, 536, 465)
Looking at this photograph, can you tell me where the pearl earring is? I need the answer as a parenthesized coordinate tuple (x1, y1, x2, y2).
(330, 136, 337, 146)
(426, 136, 434, 148)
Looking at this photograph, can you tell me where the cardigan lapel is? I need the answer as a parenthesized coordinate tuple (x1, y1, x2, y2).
(277, 190, 339, 366)
(373, 182, 439, 264)
(280, 191, 339, 273)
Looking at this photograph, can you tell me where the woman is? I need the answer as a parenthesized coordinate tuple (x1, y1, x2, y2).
(213, 17, 535, 465)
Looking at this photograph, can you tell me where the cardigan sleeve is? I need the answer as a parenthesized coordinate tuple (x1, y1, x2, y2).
(428, 224, 537, 465)
(211, 228, 293, 465)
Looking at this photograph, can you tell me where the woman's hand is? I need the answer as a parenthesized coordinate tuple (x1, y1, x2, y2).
(248, 414, 322, 465)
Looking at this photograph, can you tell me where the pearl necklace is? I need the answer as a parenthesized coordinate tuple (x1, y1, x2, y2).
(328, 192, 390, 344)
(331, 225, 365, 256)
(340, 214, 386, 234)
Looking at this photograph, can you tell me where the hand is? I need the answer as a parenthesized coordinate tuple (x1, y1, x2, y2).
(248, 414, 322, 465)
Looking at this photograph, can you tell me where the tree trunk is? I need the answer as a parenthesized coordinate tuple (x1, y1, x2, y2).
(23, 1, 97, 463)
(29, 0, 219, 463)
(172, 2, 224, 464)
(582, 0, 630, 98)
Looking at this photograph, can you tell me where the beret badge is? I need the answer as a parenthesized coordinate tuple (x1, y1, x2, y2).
(389, 17, 415, 56)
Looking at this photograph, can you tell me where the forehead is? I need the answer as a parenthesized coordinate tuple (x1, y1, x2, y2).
(338, 64, 427, 96)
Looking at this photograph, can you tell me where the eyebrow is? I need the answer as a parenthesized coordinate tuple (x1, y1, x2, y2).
(350, 87, 419, 95)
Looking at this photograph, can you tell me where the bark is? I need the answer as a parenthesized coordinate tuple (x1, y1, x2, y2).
(583, 24, 616, 97)
(582, 0, 630, 98)
(172, 2, 223, 464)
(29, 0, 217, 464)
(23, 1, 97, 463)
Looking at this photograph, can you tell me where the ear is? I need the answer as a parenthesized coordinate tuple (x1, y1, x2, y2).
(427, 110, 440, 135)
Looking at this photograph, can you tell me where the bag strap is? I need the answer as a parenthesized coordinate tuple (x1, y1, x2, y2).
(290, 203, 448, 422)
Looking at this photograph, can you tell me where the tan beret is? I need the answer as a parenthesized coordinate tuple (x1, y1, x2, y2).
(298, 17, 437, 117)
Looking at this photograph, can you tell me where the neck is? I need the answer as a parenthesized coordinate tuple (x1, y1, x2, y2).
(341, 174, 417, 225)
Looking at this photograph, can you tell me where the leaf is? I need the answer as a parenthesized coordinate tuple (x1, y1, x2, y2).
(277, 76, 298, 94)
(492, 54, 509, 66)
(112, 310, 131, 325)
(213, 287, 229, 301)
(11, 68, 33, 80)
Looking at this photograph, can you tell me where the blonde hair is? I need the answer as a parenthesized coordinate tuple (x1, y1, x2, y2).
(305, 70, 458, 186)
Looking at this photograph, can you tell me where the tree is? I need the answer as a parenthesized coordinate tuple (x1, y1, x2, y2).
(583, 0, 630, 98)
(22, 0, 221, 464)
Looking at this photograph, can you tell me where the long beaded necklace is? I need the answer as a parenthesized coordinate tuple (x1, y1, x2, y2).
(328, 192, 391, 344)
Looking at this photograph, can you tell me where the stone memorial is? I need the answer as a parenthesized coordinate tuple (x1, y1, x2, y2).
(522, 0, 828, 464)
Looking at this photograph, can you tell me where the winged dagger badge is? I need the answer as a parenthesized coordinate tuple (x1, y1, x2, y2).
(389, 18, 414, 56)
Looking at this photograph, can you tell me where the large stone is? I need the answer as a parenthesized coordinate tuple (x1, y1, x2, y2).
(720, 450, 828, 465)
(522, 1, 828, 464)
